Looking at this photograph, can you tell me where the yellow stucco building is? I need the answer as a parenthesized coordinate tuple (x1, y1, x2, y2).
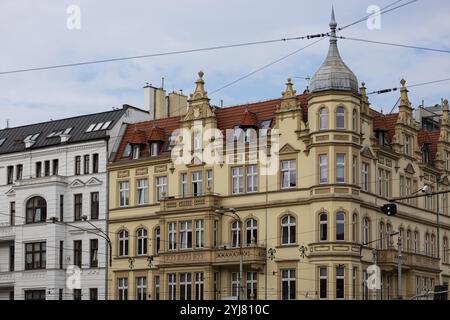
(106, 12, 450, 300)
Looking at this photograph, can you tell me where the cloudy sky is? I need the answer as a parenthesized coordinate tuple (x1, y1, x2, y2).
(1, 0, 449, 127)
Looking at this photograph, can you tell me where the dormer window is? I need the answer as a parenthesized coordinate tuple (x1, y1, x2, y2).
(232, 126, 243, 142)
(150, 142, 159, 157)
(422, 143, 430, 164)
(132, 145, 141, 160)
(375, 130, 385, 146)
(122, 143, 132, 158)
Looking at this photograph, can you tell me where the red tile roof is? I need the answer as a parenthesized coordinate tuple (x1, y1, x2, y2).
(418, 130, 440, 164)
(147, 125, 166, 142)
(236, 108, 258, 128)
(372, 113, 398, 144)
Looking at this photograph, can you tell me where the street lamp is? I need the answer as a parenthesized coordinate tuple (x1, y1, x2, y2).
(215, 206, 244, 300)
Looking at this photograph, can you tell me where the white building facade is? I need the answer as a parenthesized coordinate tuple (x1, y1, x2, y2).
(0, 105, 147, 300)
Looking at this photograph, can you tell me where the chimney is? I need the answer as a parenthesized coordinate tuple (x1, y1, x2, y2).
(168, 91, 188, 117)
(144, 84, 156, 120)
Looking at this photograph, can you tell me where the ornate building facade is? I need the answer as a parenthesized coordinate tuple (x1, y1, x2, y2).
(107, 12, 450, 300)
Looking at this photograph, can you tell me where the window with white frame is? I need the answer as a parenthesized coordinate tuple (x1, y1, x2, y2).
(245, 219, 257, 246)
(319, 213, 328, 241)
(136, 277, 147, 300)
(117, 278, 128, 300)
(119, 181, 129, 207)
(168, 222, 177, 251)
(336, 154, 345, 184)
(231, 220, 241, 248)
(336, 267, 345, 299)
(180, 221, 193, 249)
(281, 160, 296, 189)
(319, 155, 328, 184)
(232, 167, 244, 194)
(191, 171, 202, 197)
(281, 215, 296, 245)
(132, 145, 140, 160)
(150, 142, 159, 157)
(136, 228, 148, 256)
(362, 217, 370, 245)
(352, 156, 358, 185)
(319, 267, 327, 299)
(231, 272, 239, 298)
(207, 170, 213, 191)
(181, 173, 187, 197)
(195, 220, 204, 248)
(336, 107, 345, 129)
(336, 212, 345, 241)
(361, 162, 369, 191)
(136, 179, 148, 205)
(246, 272, 257, 300)
(246, 165, 258, 193)
(195, 272, 204, 300)
(168, 274, 176, 300)
(118, 230, 129, 256)
(180, 273, 192, 300)
(319, 108, 328, 130)
(281, 269, 296, 300)
(156, 176, 167, 202)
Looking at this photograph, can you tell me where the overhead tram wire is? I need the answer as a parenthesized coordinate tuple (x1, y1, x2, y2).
(0, 35, 324, 76)
(365, 77, 450, 96)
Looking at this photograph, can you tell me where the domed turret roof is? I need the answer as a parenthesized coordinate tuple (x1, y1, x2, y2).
(309, 8, 359, 94)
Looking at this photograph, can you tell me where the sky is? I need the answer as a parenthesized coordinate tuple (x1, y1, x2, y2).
(0, 0, 450, 128)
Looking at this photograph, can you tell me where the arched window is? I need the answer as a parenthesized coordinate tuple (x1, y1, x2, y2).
(352, 109, 358, 131)
(26, 196, 47, 224)
(431, 234, 436, 257)
(406, 229, 411, 252)
(386, 223, 392, 248)
(118, 230, 129, 257)
(154, 227, 161, 254)
(336, 212, 345, 241)
(231, 220, 241, 248)
(336, 106, 345, 129)
(319, 213, 328, 241)
(352, 213, 358, 242)
(319, 108, 329, 130)
(414, 231, 419, 253)
(281, 215, 296, 245)
(362, 217, 370, 245)
(136, 228, 148, 256)
(425, 233, 430, 256)
(245, 219, 258, 246)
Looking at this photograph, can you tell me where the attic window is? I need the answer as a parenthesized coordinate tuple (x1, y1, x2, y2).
(25, 133, 40, 141)
(375, 130, 385, 146)
(165, 134, 176, 151)
(93, 123, 104, 131)
(101, 121, 112, 130)
(0, 138, 6, 146)
(47, 128, 72, 138)
(422, 143, 430, 164)
(260, 119, 272, 136)
(86, 121, 111, 133)
(122, 143, 132, 158)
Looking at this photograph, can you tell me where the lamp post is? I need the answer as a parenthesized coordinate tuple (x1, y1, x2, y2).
(215, 206, 243, 300)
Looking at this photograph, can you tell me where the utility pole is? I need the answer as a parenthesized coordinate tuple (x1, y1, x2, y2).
(397, 228, 402, 300)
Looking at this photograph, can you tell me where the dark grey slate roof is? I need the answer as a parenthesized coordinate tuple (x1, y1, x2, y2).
(0, 105, 138, 155)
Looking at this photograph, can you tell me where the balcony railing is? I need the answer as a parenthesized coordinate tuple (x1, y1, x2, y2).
(0, 223, 15, 240)
(0, 272, 15, 285)
(159, 193, 221, 212)
(377, 249, 440, 272)
(158, 246, 266, 267)
(15, 175, 67, 187)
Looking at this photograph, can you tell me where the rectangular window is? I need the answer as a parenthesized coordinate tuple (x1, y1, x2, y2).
(90, 239, 98, 268)
(36, 162, 42, 178)
(52, 159, 59, 176)
(361, 162, 369, 191)
(319, 155, 328, 184)
(25, 290, 46, 300)
(90, 192, 99, 220)
(180, 273, 192, 300)
(404, 135, 411, 156)
(119, 181, 130, 207)
(191, 171, 202, 196)
(336, 154, 345, 184)
(168, 222, 177, 251)
(73, 289, 82, 300)
(75, 156, 81, 175)
(195, 220, 204, 248)
(89, 288, 98, 300)
(16, 164, 23, 180)
(352, 267, 357, 300)
(232, 167, 244, 194)
(181, 173, 187, 197)
(281, 269, 296, 300)
(319, 267, 327, 299)
(83, 155, 90, 174)
(180, 221, 193, 249)
(44, 160, 50, 176)
(25, 242, 46, 270)
(207, 170, 213, 191)
(7, 166, 13, 184)
(132, 145, 140, 159)
(73, 240, 82, 268)
(352, 156, 358, 185)
(246, 165, 258, 193)
(117, 278, 128, 300)
(9, 245, 14, 272)
(281, 160, 297, 189)
(231, 272, 239, 298)
(59, 241, 64, 269)
(156, 176, 167, 202)
(59, 195, 64, 222)
(136, 277, 147, 300)
(74, 194, 83, 221)
(9, 202, 15, 226)
(195, 272, 204, 300)
(246, 272, 257, 300)
(136, 179, 148, 205)
(336, 267, 345, 299)
(154, 276, 160, 300)
(168, 274, 176, 300)
(150, 142, 159, 157)
(155, 228, 160, 254)
(406, 178, 411, 205)
(92, 153, 99, 173)
(384, 170, 391, 198)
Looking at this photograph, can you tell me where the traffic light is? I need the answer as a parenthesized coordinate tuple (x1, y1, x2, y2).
(380, 203, 397, 216)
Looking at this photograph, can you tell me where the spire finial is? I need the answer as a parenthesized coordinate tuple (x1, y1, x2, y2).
(330, 6, 337, 30)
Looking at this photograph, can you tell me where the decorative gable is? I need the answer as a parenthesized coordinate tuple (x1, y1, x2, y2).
(279, 143, 300, 155)
(361, 146, 375, 159)
(86, 177, 102, 186)
(5, 187, 16, 197)
(404, 163, 416, 175)
(69, 179, 86, 189)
